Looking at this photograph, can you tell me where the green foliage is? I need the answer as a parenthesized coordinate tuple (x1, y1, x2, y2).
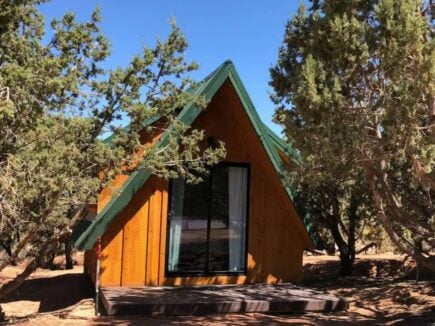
(0, 1, 225, 262)
(271, 0, 434, 264)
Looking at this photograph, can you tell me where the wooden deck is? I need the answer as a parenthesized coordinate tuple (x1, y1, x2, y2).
(100, 283, 348, 316)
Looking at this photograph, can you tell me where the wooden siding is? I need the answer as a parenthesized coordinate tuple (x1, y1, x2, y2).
(85, 79, 308, 286)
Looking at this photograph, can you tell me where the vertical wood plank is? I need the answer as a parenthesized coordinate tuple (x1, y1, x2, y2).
(120, 185, 150, 286)
(151, 186, 163, 285)
(146, 177, 162, 286)
(100, 214, 124, 287)
(158, 181, 169, 285)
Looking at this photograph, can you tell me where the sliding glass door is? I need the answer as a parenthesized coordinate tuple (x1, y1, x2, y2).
(166, 163, 249, 275)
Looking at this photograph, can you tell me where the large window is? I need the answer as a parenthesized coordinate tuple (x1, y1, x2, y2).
(166, 163, 249, 275)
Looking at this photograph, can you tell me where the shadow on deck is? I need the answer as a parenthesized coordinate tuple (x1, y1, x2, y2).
(100, 283, 348, 316)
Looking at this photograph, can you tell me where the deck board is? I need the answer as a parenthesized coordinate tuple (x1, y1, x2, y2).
(100, 283, 348, 316)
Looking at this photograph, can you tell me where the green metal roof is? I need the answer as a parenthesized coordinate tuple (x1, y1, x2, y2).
(75, 60, 315, 250)
(262, 124, 301, 164)
(261, 125, 321, 249)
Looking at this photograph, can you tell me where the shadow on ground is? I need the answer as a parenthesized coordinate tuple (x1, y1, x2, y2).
(3, 272, 93, 313)
(301, 257, 435, 325)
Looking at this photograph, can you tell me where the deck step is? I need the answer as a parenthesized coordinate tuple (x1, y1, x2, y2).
(100, 284, 348, 316)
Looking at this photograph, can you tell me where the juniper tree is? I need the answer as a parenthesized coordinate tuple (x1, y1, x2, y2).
(293, 173, 375, 275)
(0, 0, 225, 313)
(271, 0, 434, 274)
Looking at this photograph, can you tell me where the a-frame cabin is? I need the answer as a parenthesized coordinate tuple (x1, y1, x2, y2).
(75, 60, 314, 287)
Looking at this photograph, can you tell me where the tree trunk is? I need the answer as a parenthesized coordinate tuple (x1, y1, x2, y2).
(0, 206, 87, 321)
(0, 228, 21, 263)
(325, 243, 336, 255)
(64, 235, 73, 270)
(0, 188, 64, 273)
(346, 195, 357, 275)
(339, 252, 354, 276)
(40, 250, 56, 270)
(0, 230, 69, 301)
(328, 215, 355, 277)
(0, 224, 39, 272)
(366, 121, 435, 276)
(0, 242, 12, 257)
(326, 194, 362, 277)
(368, 172, 435, 278)
(356, 242, 377, 254)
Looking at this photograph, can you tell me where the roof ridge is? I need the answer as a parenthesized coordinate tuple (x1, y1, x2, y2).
(199, 60, 232, 85)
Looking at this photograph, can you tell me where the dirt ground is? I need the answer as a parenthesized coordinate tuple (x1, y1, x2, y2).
(0, 253, 434, 325)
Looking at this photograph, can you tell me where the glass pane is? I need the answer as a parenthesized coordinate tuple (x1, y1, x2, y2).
(167, 177, 210, 273)
(209, 166, 248, 272)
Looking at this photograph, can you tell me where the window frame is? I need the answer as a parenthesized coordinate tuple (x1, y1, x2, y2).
(164, 162, 251, 277)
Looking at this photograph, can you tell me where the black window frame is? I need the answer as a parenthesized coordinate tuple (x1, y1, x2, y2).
(164, 162, 251, 277)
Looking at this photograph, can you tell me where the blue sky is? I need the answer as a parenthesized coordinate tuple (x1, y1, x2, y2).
(40, 1, 308, 135)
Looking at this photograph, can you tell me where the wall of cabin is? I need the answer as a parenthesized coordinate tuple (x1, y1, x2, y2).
(84, 79, 311, 287)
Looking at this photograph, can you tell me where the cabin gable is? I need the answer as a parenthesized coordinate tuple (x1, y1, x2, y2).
(80, 61, 314, 287)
